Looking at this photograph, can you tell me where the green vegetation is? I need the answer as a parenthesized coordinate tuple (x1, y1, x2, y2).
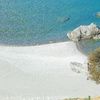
(88, 48, 100, 83)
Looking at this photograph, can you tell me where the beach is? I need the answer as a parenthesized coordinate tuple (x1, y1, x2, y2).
(0, 0, 100, 99)
(0, 41, 100, 99)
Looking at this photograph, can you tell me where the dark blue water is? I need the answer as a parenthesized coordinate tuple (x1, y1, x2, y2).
(0, 0, 100, 46)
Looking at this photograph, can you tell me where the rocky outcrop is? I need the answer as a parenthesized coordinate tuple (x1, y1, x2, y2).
(67, 23, 100, 42)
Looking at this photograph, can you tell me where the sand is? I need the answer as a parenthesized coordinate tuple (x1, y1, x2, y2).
(0, 41, 100, 100)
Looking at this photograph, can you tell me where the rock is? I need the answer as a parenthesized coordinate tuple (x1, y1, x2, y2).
(96, 12, 100, 18)
(62, 17, 70, 23)
(93, 34, 100, 39)
(57, 16, 70, 23)
(70, 62, 84, 74)
(67, 23, 100, 42)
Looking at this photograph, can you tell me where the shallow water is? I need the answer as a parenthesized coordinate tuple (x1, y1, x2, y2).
(78, 39, 100, 54)
(0, 0, 100, 47)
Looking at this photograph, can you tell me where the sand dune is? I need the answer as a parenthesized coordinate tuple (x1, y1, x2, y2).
(0, 41, 100, 99)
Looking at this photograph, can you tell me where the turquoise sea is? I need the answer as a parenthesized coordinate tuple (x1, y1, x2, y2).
(0, 0, 100, 51)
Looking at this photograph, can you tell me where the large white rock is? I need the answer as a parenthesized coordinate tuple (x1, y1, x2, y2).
(67, 23, 100, 41)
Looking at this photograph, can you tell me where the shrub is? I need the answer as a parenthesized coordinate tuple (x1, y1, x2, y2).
(88, 48, 100, 83)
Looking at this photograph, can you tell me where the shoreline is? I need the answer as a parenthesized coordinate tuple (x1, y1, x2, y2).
(0, 39, 69, 47)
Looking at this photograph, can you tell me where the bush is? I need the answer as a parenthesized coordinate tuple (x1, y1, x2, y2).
(88, 48, 100, 83)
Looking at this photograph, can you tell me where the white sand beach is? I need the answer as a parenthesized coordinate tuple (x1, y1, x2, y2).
(0, 41, 100, 99)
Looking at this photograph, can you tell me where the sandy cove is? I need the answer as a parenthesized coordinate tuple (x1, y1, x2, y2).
(0, 41, 100, 99)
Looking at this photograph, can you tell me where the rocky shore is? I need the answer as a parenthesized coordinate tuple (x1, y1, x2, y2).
(67, 23, 100, 42)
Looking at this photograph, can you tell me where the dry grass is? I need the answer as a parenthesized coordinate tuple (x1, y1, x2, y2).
(88, 48, 100, 83)
(63, 96, 100, 100)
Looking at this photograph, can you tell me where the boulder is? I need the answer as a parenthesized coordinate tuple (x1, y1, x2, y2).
(67, 23, 100, 42)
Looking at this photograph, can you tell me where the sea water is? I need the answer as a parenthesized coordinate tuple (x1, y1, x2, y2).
(0, 0, 100, 49)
